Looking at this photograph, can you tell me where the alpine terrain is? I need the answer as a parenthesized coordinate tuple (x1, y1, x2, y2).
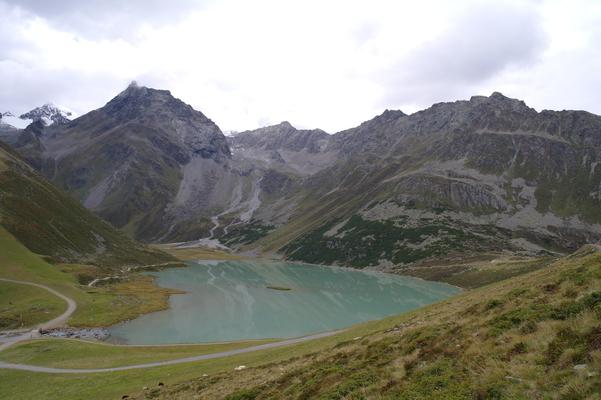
(4, 86, 601, 276)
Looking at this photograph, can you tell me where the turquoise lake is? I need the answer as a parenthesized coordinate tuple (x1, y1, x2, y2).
(109, 260, 460, 344)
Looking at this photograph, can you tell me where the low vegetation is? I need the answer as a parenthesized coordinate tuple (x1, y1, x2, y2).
(155, 245, 241, 261)
(0, 281, 67, 329)
(0, 338, 276, 369)
(1, 246, 599, 399)
(127, 245, 601, 399)
(403, 256, 555, 289)
(0, 227, 177, 328)
(283, 215, 507, 268)
(0, 143, 175, 268)
(221, 221, 275, 246)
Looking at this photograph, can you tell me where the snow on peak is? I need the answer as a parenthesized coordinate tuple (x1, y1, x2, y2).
(0, 111, 23, 129)
(18, 103, 77, 127)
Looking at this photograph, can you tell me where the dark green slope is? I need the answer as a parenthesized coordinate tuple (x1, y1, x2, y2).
(0, 142, 174, 267)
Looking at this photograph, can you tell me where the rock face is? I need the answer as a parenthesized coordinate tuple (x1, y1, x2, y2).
(19, 103, 74, 126)
(274, 93, 601, 268)
(8, 82, 233, 241)
(3, 88, 601, 269)
(229, 121, 335, 175)
(102, 83, 230, 160)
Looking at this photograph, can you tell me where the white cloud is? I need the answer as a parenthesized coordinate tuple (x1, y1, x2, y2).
(0, 0, 600, 133)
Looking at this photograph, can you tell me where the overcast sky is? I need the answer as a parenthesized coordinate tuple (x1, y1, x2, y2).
(1, 0, 600, 133)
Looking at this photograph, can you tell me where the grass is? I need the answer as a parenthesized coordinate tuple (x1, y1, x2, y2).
(0, 227, 179, 327)
(120, 245, 601, 400)
(0, 143, 175, 268)
(0, 338, 277, 369)
(154, 245, 241, 261)
(404, 256, 555, 289)
(0, 281, 67, 330)
(1, 217, 599, 399)
(67, 274, 181, 327)
(282, 214, 506, 269)
(222, 222, 274, 246)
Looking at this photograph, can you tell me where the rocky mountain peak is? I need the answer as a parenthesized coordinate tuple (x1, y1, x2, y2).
(468, 91, 534, 114)
(231, 120, 330, 155)
(375, 109, 407, 123)
(101, 83, 230, 159)
(277, 120, 294, 129)
(19, 103, 74, 126)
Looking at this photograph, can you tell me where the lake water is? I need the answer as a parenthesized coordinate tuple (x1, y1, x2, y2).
(109, 260, 459, 344)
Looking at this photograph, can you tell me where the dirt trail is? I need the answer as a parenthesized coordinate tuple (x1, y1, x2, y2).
(0, 329, 341, 373)
(0, 278, 77, 351)
(0, 278, 342, 374)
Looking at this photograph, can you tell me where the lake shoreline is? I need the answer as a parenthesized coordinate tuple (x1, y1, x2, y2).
(107, 259, 460, 346)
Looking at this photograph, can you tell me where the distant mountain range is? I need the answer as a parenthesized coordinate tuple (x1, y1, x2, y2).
(1, 103, 75, 130)
(3, 84, 601, 272)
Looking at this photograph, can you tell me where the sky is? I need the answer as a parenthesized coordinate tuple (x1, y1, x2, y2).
(1, 0, 600, 133)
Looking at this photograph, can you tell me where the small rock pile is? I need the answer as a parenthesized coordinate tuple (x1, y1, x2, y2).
(40, 327, 110, 341)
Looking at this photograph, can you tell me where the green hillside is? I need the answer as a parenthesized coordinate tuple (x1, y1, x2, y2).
(0, 142, 174, 267)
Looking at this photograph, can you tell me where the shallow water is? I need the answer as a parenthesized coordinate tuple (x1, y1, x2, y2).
(109, 260, 459, 344)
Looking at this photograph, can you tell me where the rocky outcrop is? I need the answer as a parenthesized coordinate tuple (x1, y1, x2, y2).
(231, 121, 329, 153)
(229, 121, 335, 175)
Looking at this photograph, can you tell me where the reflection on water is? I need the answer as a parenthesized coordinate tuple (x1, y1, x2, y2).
(109, 260, 459, 344)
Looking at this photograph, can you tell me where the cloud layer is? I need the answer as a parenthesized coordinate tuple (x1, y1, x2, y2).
(0, 0, 600, 132)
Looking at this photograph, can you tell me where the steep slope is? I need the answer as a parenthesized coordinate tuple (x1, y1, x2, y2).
(0, 142, 173, 267)
(10, 82, 235, 242)
(4, 85, 314, 245)
(131, 245, 601, 400)
(0, 113, 20, 145)
(251, 93, 601, 270)
(5, 89, 601, 271)
(229, 121, 335, 175)
(19, 103, 75, 126)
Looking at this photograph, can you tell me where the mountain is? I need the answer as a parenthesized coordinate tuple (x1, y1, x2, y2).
(19, 103, 75, 126)
(0, 104, 74, 145)
(0, 112, 20, 144)
(247, 93, 601, 271)
(4, 88, 601, 273)
(229, 121, 335, 175)
(7, 82, 255, 242)
(0, 142, 174, 267)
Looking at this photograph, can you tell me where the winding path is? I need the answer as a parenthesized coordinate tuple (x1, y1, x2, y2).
(0, 278, 77, 351)
(0, 278, 341, 373)
(0, 330, 340, 373)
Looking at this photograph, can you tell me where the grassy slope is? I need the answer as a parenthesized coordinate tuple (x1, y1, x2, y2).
(0, 143, 175, 268)
(0, 338, 276, 369)
(0, 247, 598, 399)
(0, 227, 176, 327)
(0, 281, 67, 330)
(403, 256, 555, 289)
